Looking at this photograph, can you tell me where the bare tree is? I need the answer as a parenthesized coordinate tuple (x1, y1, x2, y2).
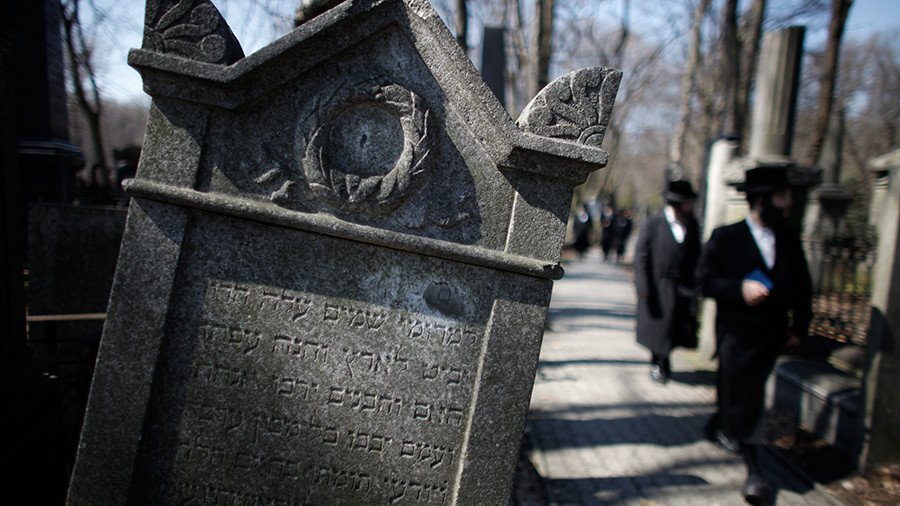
(719, 0, 740, 136)
(531, 0, 555, 99)
(828, 33, 898, 181)
(60, 0, 111, 196)
(505, 0, 530, 115)
(805, 0, 853, 165)
(669, 0, 711, 178)
(455, 0, 469, 53)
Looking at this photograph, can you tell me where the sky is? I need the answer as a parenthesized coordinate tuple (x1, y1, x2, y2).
(86, 0, 900, 104)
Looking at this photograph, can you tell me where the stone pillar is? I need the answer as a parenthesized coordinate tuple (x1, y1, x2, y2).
(729, 26, 818, 229)
(481, 26, 506, 108)
(13, 0, 83, 203)
(860, 165, 900, 471)
(748, 27, 805, 161)
(867, 150, 899, 228)
(699, 138, 739, 359)
(702, 138, 739, 240)
(803, 110, 851, 288)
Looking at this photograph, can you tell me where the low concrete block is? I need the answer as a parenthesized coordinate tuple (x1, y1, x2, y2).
(767, 357, 861, 455)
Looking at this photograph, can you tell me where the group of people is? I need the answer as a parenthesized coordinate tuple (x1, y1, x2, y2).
(570, 203, 634, 262)
(601, 206, 633, 263)
(632, 166, 813, 505)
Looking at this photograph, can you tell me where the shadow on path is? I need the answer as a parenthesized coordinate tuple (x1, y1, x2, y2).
(530, 413, 711, 448)
(669, 370, 717, 387)
(538, 358, 648, 368)
(530, 401, 711, 418)
(549, 306, 636, 320)
(543, 473, 709, 504)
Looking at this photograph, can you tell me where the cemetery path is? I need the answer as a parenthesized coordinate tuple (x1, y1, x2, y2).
(526, 249, 842, 505)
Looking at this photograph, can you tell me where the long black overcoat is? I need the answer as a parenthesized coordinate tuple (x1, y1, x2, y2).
(696, 220, 812, 442)
(634, 212, 701, 356)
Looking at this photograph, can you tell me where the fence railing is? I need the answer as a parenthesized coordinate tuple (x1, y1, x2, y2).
(806, 234, 877, 346)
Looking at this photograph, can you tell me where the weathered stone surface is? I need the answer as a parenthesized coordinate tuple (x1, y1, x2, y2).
(67, 1, 620, 504)
(517, 67, 621, 149)
(143, 0, 244, 65)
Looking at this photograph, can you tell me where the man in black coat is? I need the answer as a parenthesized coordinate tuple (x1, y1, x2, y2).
(634, 180, 701, 384)
(697, 166, 812, 504)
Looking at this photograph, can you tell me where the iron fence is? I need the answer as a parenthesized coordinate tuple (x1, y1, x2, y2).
(807, 234, 877, 346)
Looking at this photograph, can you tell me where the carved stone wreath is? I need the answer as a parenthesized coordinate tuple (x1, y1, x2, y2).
(300, 81, 434, 215)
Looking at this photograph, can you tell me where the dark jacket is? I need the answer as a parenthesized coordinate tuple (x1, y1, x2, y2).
(696, 219, 812, 441)
(634, 211, 701, 356)
(697, 220, 812, 347)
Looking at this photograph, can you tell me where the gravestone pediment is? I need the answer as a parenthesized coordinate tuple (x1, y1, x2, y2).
(67, 1, 620, 504)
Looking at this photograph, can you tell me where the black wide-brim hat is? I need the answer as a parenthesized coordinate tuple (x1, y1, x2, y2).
(737, 166, 791, 193)
(663, 180, 699, 202)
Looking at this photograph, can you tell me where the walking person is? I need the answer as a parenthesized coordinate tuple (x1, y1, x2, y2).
(634, 181, 701, 384)
(571, 204, 593, 258)
(611, 209, 633, 264)
(696, 166, 812, 504)
(600, 204, 615, 261)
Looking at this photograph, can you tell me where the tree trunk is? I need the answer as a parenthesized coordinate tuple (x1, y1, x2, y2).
(455, 0, 468, 54)
(720, 0, 740, 136)
(669, 0, 711, 178)
(530, 0, 555, 100)
(593, 0, 629, 199)
(611, 0, 630, 68)
(60, 0, 110, 197)
(807, 0, 853, 165)
(506, 0, 529, 115)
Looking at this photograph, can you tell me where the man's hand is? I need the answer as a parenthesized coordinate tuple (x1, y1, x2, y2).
(742, 280, 769, 306)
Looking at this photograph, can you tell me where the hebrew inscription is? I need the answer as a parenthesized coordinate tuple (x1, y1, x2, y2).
(151, 270, 486, 503)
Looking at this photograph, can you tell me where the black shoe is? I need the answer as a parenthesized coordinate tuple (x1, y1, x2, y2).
(714, 429, 742, 454)
(742, 473, 772, 505)
(650, 365, 669, 384)
(703, 413, 720, 442)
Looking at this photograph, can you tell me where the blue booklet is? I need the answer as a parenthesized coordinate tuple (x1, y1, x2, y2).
(745, 268, 774, 290)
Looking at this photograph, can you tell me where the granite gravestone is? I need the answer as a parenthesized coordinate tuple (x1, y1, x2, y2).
(67, 1, 620, 504)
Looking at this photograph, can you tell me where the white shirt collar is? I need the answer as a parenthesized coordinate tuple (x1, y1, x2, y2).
(665, 206, 685, 244)
(746, 216, 776, 269)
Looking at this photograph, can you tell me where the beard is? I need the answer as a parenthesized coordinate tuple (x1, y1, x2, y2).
(760, 200, 787, 228)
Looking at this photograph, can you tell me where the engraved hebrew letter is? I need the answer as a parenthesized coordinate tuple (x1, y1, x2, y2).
(447, 407, 463, 427)
(327, 387, 344, 405)
(412, 401, 431, 421)
(324, 303, 340, 321)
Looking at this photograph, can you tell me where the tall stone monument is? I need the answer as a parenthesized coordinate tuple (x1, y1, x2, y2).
(66, 1, 621, 504)
(802, 110, 851, 288)
(480, 26, 506, 107)
(727, 27, 818, 217)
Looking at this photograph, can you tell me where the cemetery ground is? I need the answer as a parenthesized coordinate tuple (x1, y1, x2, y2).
(516, 246, 898, 505)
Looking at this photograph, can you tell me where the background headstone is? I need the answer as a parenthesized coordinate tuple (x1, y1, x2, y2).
(67, 1, 621, 504)
(480, 26, 506, 107)
(26, 203, 127, 345)
(859, 159, 900, 471)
